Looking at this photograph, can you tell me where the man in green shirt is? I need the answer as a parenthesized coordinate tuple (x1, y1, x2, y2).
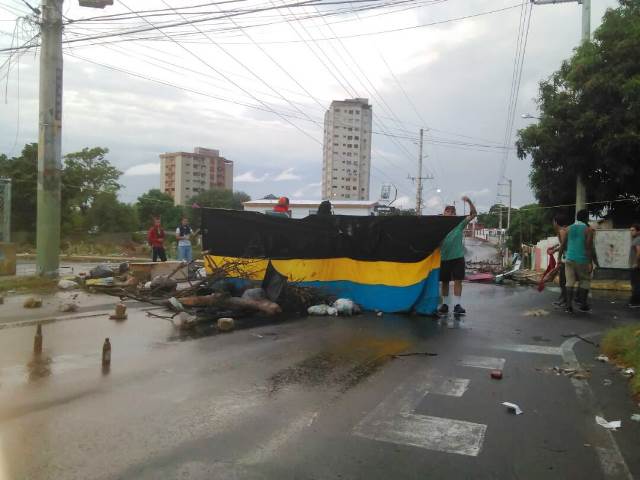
(438, 196, 476, 316)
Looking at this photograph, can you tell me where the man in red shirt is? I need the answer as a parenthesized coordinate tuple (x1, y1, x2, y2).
(147, 216, 167, 262)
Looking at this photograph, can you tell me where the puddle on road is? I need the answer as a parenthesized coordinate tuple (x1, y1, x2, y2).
(268, 336, 412, 394)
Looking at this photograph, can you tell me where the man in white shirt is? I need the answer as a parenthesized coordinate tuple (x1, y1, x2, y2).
(176, 217, 193, 262)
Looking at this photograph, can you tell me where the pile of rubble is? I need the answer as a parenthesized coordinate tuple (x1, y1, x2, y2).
(55, 259, 355, 330)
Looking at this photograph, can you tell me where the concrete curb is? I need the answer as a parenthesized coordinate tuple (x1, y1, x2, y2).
(560, 333, 633, 480)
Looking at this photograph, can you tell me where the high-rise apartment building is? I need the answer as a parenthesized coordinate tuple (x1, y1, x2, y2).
(160, 147, 233, 205)
(322, 98, 372, 200)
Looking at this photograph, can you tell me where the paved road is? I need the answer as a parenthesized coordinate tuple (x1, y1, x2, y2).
(0, 278, 638, 479)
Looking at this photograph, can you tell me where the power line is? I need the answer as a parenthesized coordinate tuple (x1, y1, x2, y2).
(499, 1, 532, 182)
(118, 0, 323, 146)
(0, 3, 523, 53)
(159, 0, 320, 128)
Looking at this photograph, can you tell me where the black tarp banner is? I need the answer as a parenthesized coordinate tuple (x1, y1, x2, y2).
(201, 209, 462, 263)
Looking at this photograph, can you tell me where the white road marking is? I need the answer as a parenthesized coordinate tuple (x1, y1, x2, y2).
(561, 335, 633, 480)
(239, 410, 319, 465)
(459, 355, 505, 370)
(355, 414, 486, 457)
(353, 372, 485, 456)
(495, 344, 562, 355)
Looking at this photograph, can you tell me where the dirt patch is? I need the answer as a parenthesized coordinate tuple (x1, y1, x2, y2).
(268, 336, 412, 394)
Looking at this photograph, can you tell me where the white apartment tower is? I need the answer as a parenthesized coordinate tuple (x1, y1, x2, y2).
(160, 147, 233, 205)
(322, 98, 372, 200)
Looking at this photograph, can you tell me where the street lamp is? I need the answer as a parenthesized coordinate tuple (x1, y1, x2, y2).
(521, 113, 541, 120)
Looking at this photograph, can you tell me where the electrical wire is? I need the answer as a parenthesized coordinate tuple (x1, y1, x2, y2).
(118, 0, 323, 146)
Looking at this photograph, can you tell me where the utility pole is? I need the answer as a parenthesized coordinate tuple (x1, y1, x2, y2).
(498, 179, 512, 228)
(0, 178, 11, 242)
(507, 179, 512, 229)
(416, 128, 423, 216)
(531, 0, 591, 215)
(36, 0, 64, 276)
(407, 128, 433, 216)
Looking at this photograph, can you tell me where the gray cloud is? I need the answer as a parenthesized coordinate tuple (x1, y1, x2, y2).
(0, 0, 619, 210)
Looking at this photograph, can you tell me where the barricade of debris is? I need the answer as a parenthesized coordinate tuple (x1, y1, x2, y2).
(68, 258, 350, 329)
(465, 255, 527, 284)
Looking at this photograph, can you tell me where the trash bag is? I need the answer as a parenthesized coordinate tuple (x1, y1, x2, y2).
(57, 279, 79, 290)
(333, 298, 358, 316)
(89, 264, 114, 279)
(262, 261, 287, 301)
(308, 304, 332, 315)
(242, 288, 266, 301)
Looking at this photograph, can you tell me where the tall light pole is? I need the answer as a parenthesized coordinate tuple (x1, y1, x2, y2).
(36, 0, 64, 276)
(531, 0, 591, 215)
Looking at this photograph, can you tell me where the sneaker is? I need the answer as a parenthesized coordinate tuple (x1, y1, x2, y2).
(437, 304, 449, 315)
(628, 303, 640, 309)
(579, 304, 592, 312)
(453, 304, 466, 316)
(565, 306, 574, 314)
(553, 300, 567, 308)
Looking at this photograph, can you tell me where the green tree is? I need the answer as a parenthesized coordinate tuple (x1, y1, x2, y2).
(506, 204, 556, 252)
(61, 147, 122, 234)
(62, 147, 121, 213)
(231, 191, 251, 210)
(0, 143, 38, 238)
(186, 189, 251, 229)
(476, 204, 503, 229)
(85, 192, 138, 233)
(135, 189, 183, 230)
(516, 0, 640, 225)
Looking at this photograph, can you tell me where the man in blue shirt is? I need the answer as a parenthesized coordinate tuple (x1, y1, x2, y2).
(438, 196, 476, 316)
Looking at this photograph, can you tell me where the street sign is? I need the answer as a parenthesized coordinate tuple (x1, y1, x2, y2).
(79, 0, 113, 7)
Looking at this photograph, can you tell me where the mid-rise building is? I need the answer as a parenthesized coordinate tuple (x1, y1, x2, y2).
(160, 147, 233, 205)
(322, 98, 372, 200)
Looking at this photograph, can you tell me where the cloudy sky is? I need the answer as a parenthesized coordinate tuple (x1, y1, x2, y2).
(0, 0, 619, 213)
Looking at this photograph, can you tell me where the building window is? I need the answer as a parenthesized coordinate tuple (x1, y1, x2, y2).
(354, 136, 359, 140)
(335, 108, 340, 112)
(349, 110, 353, 113)
(355, 110, 360, 115)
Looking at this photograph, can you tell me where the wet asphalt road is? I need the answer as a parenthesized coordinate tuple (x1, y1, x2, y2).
(1, 249, 639, 479)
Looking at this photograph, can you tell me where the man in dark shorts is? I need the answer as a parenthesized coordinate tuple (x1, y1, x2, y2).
(438, 196, 476, 316)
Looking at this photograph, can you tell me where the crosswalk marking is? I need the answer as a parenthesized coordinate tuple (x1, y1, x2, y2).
(459, 355, 505, 370)
(495, 344, 562, 355)
(355, 414, 487, 457)
(353, 372, 486, 457)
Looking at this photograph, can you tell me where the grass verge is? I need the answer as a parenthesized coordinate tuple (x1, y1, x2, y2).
(601, 324, 640, 397)
(0, 276, 58, 294)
